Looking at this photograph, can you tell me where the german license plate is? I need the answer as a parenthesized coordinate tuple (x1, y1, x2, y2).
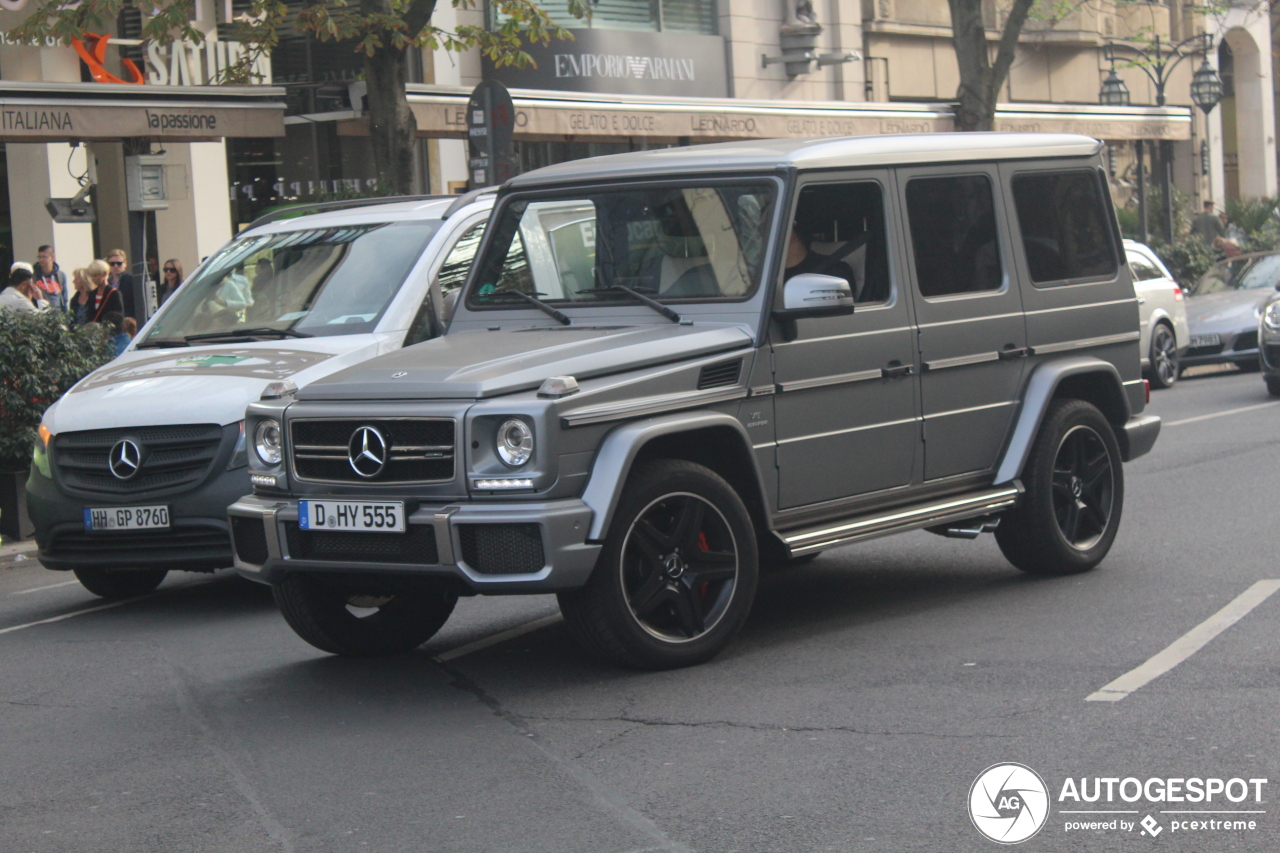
(83, 505, 170, 531)
(1190, 333, 1221, 347)
(298, 500, 405, 533)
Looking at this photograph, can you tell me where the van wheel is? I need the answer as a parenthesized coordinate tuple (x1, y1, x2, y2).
(1148, 323, 1178, 389)
(73, 567, 167, 599)
(995, 400, 1123, 576)
(558, 460, 758, 670)
(274, 575, 457, 657)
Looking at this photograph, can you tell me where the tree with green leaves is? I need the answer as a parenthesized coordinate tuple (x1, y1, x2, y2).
(15, 0, 588, 194)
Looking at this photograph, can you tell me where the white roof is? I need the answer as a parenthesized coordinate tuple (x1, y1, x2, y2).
(508, 133, 1103, 188)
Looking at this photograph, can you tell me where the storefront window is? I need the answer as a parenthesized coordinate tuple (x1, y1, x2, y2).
(491, 0, 717, 35)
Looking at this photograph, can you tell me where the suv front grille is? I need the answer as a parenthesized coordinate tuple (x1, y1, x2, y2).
(290, 418, 455, 484)
(53, 424, 226, 496)
(283, 523, 438, 564)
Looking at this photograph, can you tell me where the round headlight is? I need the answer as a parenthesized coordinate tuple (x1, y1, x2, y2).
(254, 419, 283, 465)
(496, 418, 534, 467)
(1264, 301, 1280, 332)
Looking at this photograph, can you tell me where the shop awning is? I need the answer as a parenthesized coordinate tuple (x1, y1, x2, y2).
(337, 85, 1191, 144)
(0, 80, 286, 143)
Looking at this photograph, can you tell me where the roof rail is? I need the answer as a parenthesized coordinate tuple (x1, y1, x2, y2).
(442, 186, 499, 220)
(245, 194, 453, 231)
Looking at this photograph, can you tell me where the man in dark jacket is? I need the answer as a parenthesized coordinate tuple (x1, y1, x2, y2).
(106, 248, 141, 321)
(33, 245, 68, 312)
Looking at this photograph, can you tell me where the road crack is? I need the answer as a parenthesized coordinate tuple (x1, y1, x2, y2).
(523, 713, 1020, 738)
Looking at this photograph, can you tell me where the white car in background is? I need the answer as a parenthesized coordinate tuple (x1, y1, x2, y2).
(27, 191, 494, 599)
(1124, 239, 1189, 389)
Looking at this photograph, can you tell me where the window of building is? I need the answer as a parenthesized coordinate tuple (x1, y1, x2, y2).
(905, 174, 1003, 297)
(1012, 171, 1117, 284)
(790, 181, 891, 304)
(491, 0, 717, 35)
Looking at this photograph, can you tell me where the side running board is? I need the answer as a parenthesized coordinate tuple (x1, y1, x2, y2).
(777, 483, 1023, 556)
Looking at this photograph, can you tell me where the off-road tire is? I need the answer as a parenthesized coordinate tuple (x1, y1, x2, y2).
(274, 574, 457, 657)
(1147, 322, 1178, 389)
(558, 459, 759, 670)
(996, 399, 1124, 576)
(73, 567, 168, 599)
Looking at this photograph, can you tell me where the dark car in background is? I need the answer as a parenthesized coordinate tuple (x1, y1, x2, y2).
(1181, 251, 1280, 375)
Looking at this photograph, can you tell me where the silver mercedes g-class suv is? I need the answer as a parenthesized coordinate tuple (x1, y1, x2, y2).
(230, 133, 1159, 669)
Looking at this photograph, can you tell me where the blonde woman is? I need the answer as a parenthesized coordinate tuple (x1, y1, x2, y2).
(70, 267, 95, 326)
(78, 259, 123, 326)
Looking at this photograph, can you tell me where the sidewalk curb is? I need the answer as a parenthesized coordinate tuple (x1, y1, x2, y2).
(0, 542, 39, 567)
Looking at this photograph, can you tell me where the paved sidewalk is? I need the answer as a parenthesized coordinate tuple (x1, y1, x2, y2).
(0, 538, 39, 566)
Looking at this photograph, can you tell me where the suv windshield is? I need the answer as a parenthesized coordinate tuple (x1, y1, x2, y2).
(141, 221, 438, 344)
(467, 182, 777, 309)
(1190, 252, 1280, 296)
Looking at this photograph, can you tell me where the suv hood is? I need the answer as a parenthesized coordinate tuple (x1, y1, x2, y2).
(299, 324, 754, 401)
(46, 336, 390, 433)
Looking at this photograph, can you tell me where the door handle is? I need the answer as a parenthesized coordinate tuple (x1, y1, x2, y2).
(882, 362, 913, 379)
(998, 345, 1032, 361)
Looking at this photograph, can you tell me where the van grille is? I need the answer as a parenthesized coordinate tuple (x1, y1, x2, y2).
(290, 419, 455, 484)
(53, 424, 226, 496)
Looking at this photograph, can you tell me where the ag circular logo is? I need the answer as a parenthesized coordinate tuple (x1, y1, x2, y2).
(968, 763, 1050, 844)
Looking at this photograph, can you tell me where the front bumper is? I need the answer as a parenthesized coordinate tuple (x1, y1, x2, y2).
(26, 464, 243, 572)
(228, 494, 601, 593)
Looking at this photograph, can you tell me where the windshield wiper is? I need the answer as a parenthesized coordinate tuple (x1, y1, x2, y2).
(135, 338, 190, 349)
(478, 290, 571, 326)
(184, 327, 313, 342)
(578, 284, 682, 323)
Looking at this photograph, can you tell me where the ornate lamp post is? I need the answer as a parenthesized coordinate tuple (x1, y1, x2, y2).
(1100, 33, 1223, 245)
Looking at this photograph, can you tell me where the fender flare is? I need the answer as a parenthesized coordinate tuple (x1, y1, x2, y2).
(580, 411, 769, 542)
(994, 356, 1131, 485)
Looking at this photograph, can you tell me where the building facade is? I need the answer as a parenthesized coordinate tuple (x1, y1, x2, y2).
(0, 0, 1274, 301)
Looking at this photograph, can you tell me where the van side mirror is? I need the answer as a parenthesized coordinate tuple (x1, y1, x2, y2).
(774, 273, 855, 321)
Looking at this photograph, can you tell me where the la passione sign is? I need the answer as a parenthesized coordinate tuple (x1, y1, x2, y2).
(483, 29, 728, 99)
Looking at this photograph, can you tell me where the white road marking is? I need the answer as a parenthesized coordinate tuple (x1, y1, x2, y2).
(1087, 580, 1280, 702)
(434, 613, 563, 662)
(0, 598, 141, 635)
(1164, 400, 1280, 427)
(9, 580, 80, 596)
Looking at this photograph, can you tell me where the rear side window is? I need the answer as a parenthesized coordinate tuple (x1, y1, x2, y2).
(1012, 171, 1118, 284)
(905, 174, 1003, 297)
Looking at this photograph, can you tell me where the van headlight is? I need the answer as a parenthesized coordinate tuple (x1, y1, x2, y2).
(254, 419, 283, 465)
(495, 418, 533, 467)
(1264, 301, 1280, 332)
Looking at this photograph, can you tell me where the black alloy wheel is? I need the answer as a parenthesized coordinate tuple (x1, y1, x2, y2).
(996, 399, 1124, 576)
(558, 459, 759, 669)
(1049, 424, 1115, 551)
(1148, 323, 1178, 389)
(621, 492, 740, 643)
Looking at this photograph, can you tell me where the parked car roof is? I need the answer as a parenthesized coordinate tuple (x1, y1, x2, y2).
(506, 133, 1104, 188)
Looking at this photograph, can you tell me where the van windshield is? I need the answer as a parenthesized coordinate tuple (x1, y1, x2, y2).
(141, 221, 438, 344)
(467, 182, 777, 309)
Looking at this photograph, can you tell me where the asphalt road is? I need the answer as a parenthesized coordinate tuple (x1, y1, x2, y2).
(2, 368, 1277, 853)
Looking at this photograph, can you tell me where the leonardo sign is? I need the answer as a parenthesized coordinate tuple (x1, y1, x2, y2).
(484, 28, 727, 99)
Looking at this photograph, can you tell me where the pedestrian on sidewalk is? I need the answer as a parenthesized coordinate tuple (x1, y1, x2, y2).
(0, 267, 50, 314)
(82, 259, 123, 324)
(33, 245, 68, 312)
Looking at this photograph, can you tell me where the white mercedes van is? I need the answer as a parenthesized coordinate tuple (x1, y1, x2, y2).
(27, 192, 494, 598)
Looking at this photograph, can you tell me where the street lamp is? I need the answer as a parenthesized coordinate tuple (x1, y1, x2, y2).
(1099, 33, 1223, 245)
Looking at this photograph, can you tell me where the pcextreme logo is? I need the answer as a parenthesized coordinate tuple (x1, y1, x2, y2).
(969, 763, 1051, 844)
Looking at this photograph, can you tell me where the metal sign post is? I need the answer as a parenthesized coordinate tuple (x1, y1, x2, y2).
(466, 80, 516, 190)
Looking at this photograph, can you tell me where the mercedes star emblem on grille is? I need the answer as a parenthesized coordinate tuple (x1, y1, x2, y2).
(348, 426, 388, 478)
(108, 439, 142, 480)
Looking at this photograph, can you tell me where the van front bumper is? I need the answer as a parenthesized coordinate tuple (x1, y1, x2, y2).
(228, 495, 601, 593)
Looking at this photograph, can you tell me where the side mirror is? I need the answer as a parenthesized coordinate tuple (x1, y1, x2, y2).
(774, 273, 855, 321)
